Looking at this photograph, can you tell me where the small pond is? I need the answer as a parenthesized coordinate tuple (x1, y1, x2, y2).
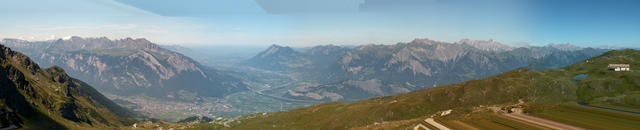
(572, 74, 588, 84)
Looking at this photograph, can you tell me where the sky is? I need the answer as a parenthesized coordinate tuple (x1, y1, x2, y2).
(1, 0, 639, 47)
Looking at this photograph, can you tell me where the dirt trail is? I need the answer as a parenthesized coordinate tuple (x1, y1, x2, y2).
(504, 113, 585, 130)
(413, 124, 430, 130)
(424, 118, 450, 130)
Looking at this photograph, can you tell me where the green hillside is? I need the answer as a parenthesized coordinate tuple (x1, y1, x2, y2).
(0, 44, 137, 129)
(228, 49, 640, 129)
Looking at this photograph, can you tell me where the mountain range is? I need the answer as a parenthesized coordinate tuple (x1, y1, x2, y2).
(245, 38, 608, 102)
(1, 36, 636, 129)
(230, 49, 640, 129)
(1, 37, 247, 100)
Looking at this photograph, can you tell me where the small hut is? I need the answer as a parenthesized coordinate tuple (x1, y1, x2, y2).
(608, 64, 630, 71)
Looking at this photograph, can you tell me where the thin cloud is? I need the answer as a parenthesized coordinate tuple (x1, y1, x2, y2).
(33, 24, 139, 31)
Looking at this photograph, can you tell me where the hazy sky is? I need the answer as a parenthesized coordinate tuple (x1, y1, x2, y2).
(1, 0, 639, 47)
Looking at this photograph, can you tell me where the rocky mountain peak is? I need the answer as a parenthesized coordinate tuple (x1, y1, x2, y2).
(259, 44, 296, 58)
(47, 36, 157, 51)
(306, 44, 349, 56)
(266, 44, 291, 50)
(117, 37, 158, 48)
(408, 38, 440, 45)
(457, 38, 512, 51)
(268, 44, 283, 48)
(245, 44, 310, 71)
(46, 65, 66, 73)
(68, 36, 87, 41)
(547, 43, 582, 51)
(1, 38, 28, 43)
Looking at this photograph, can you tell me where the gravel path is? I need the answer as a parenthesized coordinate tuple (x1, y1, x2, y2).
(413, 124, 431, 130)
(424, 118, 450, 130)
(504, 113, 585, 130)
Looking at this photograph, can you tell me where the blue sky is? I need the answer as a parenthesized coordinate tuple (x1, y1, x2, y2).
(1, 0, 639, 47)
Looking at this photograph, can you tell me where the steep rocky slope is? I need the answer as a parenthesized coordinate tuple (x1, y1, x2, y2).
(0, 44, 136, 129)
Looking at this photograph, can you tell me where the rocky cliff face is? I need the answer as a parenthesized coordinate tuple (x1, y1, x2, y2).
(247, 38, 608, 101)
(0, 44, 135, 129)
(1, 37, 247, 99)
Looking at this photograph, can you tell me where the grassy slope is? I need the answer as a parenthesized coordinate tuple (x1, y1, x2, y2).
(228, 49, 640, 129)
(527, 105, 640, 129)
(438, 112, 550, 130)
(0, 45, 136, 129)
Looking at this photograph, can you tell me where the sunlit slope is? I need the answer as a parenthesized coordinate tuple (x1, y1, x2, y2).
(230, 49, 639, 129)
(0, 45, 136, 129)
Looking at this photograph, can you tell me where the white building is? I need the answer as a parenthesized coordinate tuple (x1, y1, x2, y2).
(608, 64, 630, 71)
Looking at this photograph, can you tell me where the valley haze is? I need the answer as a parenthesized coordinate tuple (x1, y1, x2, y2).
(0, 36, 609, 119)
(1, 0, 640, 129)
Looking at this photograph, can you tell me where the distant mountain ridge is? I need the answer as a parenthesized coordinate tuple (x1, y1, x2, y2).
(0, 44, 135, 129)
(243, 44, 310, 71)
(245, 38, 608, 101)
(1, 37, 247, 99)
